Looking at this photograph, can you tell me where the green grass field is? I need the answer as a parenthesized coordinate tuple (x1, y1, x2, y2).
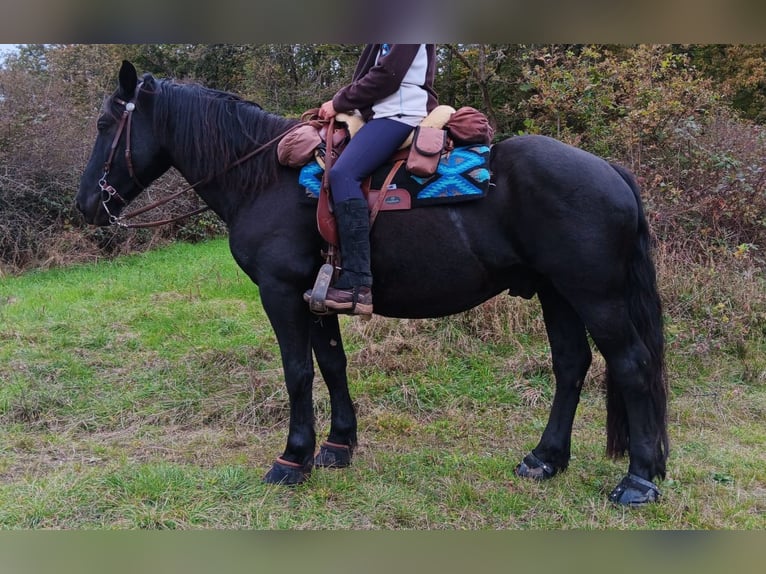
(0, 238, 764, 529)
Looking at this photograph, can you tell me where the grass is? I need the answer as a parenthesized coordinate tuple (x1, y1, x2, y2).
(0, 238, 764, 529)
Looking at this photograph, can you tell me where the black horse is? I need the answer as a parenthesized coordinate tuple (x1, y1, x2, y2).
(76, 61, 668, 505)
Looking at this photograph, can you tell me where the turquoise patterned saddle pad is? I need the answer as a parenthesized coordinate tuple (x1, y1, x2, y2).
(299, 144, 491, 207)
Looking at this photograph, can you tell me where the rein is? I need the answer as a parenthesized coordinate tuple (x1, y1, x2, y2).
(99, 85, 311, 229)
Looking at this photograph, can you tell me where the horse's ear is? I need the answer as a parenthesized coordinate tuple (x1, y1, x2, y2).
(118, 60, 138, 98)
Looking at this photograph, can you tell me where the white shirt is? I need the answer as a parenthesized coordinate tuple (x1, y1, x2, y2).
(371, 44, 429, 127)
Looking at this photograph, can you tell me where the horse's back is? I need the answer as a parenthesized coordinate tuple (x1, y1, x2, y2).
(492, 135, 637, 212)
(492, 134, 639, 231)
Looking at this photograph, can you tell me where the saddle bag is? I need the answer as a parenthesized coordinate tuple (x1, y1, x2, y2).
(445, 106, 494, 145)
(406, 126, 447, 178)
(277, 108, 354, 169)
(277, 123, 323, 168)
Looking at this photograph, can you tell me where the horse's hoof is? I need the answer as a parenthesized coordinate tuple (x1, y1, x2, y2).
(314, 441, 352, 468)
(608, 473, 661, 506)
(263, 457, 312, 486)
(515, 452, 557, 480)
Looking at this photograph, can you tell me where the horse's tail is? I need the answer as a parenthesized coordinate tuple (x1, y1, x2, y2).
(606, 163, 669, 479)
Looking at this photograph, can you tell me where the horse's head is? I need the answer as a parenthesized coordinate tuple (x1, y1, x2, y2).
(76, 60, 171, 226)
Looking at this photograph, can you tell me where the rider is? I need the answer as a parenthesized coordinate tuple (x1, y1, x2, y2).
(305, 44, 438, 315)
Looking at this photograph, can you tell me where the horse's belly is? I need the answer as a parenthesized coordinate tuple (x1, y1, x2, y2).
(369, 201, 521, 318)
(372, 260, 511, 319)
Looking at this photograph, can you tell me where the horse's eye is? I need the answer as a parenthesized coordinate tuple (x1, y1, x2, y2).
(97, 117, 110, 132)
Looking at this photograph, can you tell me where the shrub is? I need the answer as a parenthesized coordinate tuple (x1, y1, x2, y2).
(0, 45, 227, 273)
(517, 44, 766, 256)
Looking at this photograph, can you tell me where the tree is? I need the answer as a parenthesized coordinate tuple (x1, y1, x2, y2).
(436, 44, 526, 138)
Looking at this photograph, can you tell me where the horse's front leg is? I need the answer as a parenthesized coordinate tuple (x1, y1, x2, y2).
(259, 286, 316, 485)
(309, 314, 357, 468)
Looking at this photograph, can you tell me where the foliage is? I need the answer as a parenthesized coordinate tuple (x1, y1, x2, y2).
(683, 45, 766, 123)
(0, 45, 110, 271)
(435, 44, 527, 137)
(0, 45, 227, 272)
(517, 44, 766, 254)
(517, 45, 719, 157)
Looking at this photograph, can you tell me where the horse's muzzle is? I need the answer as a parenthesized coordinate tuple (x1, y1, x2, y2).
(75, 192, 111, 226)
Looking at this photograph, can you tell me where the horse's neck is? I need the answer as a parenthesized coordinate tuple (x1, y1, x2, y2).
(166, 156, 236, 225)
(159, 94, 289, 223)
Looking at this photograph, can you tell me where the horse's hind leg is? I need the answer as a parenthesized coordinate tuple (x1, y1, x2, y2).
(516, 282, 592, 480)
(310, 314, 357, 468)
(574, 295, 665, 505)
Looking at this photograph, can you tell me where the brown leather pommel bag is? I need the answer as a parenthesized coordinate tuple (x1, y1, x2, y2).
(277, 123, 323, 168)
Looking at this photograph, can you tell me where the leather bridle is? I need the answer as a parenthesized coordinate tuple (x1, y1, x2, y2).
(98, 82, 156, 225)
(97, 82, 305, 229)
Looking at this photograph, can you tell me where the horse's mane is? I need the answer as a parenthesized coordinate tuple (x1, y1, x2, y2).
(147, 76, 299, 193)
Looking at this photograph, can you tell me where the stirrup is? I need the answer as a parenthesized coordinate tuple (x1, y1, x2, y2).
(308, 263, 334, 314)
